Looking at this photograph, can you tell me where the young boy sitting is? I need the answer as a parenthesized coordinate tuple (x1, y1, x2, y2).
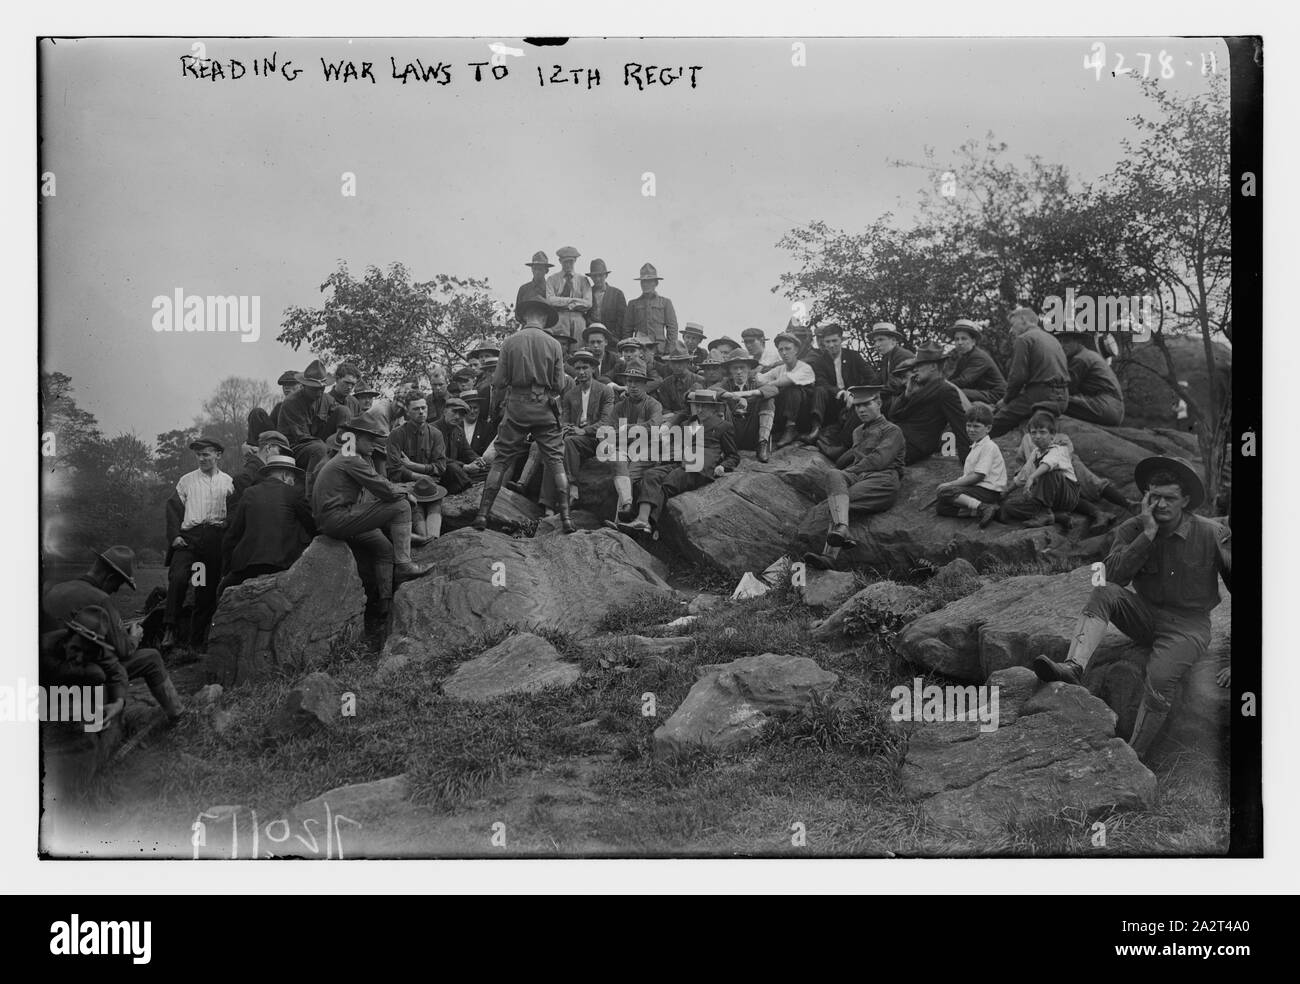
(934, 402, 1008, 527)
(997, 409, 1080, 528)
(1014, 424, 1134, 534)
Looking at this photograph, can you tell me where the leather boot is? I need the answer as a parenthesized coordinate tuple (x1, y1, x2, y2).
(552, 470, 576, 533)
(154, 676, 185, 723)
(1032, 614, 1109, 684)
(803, 545, 839, 570)
(757, 438, 770, 463)
(474, 463, 509, 530)
(824, 493, 857, 549)
(506, 448, 539, 496)
(775, 424, 798, 449)
(390, 522, 433, 584)
(1128, 699, 1170, 761)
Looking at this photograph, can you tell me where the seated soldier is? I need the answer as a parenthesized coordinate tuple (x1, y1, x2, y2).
(278, 359, 331, 473)
(888, 341, 971, 465)
(656, 341, 703, 413)
(386, 394, 449, 490)
(717, 354, 774, 459)
(1059, 330, 1126, 426)
(996, 409, 1081, 528)
(219, 455, 317, 592)
(435, 397, 485, 493)
(804, 384, 906, 570)
(607, 357, 668, 521)
(934, 402, 1008, 526)
(1032, 456, 1231, 762)
(311, 411, 433, 641)
(944, 319, 1007, 406)
(614, 390, 739, 534)
(41, 548, 184, 723)
(40, 606, 130, 735)
(756, 332, 817, 448)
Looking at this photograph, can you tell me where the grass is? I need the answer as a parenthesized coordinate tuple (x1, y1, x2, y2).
(51, 562, 1231, 858)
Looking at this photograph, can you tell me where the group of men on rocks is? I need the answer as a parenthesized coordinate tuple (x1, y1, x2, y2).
(38, 246, 1225, 770)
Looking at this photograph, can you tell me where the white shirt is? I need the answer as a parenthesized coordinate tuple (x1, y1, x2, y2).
(1015, 440, 1077, 485)
(832, 352, 845, 390)
(963, 435, 1009, 492)
(756, 360, 815, 387)
(579, 386, 591, 424)
(464, 421, 477, 445)
(177, 468, 234, 529)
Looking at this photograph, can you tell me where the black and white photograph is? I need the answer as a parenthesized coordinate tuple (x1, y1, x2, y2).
(16, 14, 1271, 899)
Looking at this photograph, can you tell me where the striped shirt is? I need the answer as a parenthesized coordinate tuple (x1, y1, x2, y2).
(177, 468, 235, 529)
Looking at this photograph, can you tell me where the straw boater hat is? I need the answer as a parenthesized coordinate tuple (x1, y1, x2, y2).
(259, 454, 305, 479)
(892, 340, 949, 373)
(95, 546, 137, 589)
(1134, 456, 1205, 510)
(569, 349, 600, 368)
(698, 357, 724, 374)
(637, 262, 663, 282)
(526, 250, 553, 268)
(868, 323, 907, 343)
(410, 476, 448, 504)
(682, 322, 705, 339)
(945, 319, 984, 342)
(517, 298, 560, 330)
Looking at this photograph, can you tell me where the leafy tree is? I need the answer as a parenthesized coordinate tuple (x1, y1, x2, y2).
(40, 371, 104, 471)
(195, 375, 274, 454)
(278, 261, 512, 391)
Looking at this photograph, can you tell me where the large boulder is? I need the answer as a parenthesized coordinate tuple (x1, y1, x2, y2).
(388, 528, 674, 654)
(439, 484, 543, 535)
(901, 676, 1157, 838)
(442, 633, 580, 701)
(811, 581, 936, 642)
(1051, 418, 1199, 499)
(897, 565, 1231, 749)
(653, 653, 839, 758)
(205, 537, 365, 685)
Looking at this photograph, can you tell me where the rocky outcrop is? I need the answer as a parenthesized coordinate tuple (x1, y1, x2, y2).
(896, 565, 1231, 749)
(653, 653, 839, 758)
(901, 670, 1157, 838)
(439, 484, 543, 535)
(800, 570, 858, 610)
(442, 633, 580, 702)
(389, 529, 674, 654)
(205, 537, 365, 685)
(811, 581, 936, 642)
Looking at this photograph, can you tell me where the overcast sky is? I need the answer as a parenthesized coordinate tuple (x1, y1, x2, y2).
(39, 36, 1226, 438)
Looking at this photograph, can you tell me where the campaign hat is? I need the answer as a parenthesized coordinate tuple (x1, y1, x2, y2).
(95, 546, 137, 589)
(518, 298, 560, 330)
(1134, 456, 1205, 510)
(340, 410, 390, 440)
(637, 262, 662, 281)
(526, 250, 553, 268)
(410, 476, 449, 503)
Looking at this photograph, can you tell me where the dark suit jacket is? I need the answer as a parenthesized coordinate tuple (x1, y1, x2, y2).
(946, 346, 1007, 402)
(559, 379, 616, 435)
(278, 387, 324, 450)
(809, 347, 874, 391)
(587, 284, 627, 338)
(661, 412, 740, 474)
(888, 377, 971, 464)
(435, 417, 477, 465)
(223, 480, 316, 575)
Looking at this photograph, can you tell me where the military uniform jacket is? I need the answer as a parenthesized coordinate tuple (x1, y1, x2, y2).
(1068, 348, 1124, 400)
(624, 293, 679, 347)
(836, 415, 907, 478)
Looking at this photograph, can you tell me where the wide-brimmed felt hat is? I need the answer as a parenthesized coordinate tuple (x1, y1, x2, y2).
(682, 322, 705, 338)
(773, 332, 800, 348)
(570, 349, 600, 367)
(1134, 455, 1205, 510)
(300, 359, 330, 388)
(260, 454, 305, 478)
(188, 436, 224, 453)
(340, 410, 390, 439)
(637, 262, 662, 281)
(410, 476, 448, 503)
(699, 358, 724, 371)
(706, 336, 740, 352)
(723, 354, 759, 369)
(65, 606, 118, 652)
(276, 369, 301, 385)
(868, 323, 907, 343)
(588, 258, 610, 277)
(848, 384, 886, 404)
(526, 250, 553, 268)
(583, 323, 614, 342)
(95, 546, 136, 589)
(892, 341, 949, 373)
(662, 341, 694, 363)
(615, 358, 652, 382)
(518, 298, 560, 330)
(945, 319, 983, 341)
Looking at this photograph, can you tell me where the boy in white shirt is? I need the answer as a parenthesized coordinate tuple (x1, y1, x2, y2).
(997, 409, 1080, 528)
(935, 402, 1008, 527)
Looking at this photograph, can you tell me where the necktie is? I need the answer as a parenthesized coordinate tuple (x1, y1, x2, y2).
(563, 275, 572, 298)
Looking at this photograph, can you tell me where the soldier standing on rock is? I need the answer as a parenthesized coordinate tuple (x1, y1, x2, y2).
(1032, 455, 1232, 762)
(475, 298, 575, 534)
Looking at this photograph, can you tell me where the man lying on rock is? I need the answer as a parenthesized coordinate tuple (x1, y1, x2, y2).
(804, 384, 906, 571)
(1034, 456, 1232, 762)
(612, 390, 738, 535)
